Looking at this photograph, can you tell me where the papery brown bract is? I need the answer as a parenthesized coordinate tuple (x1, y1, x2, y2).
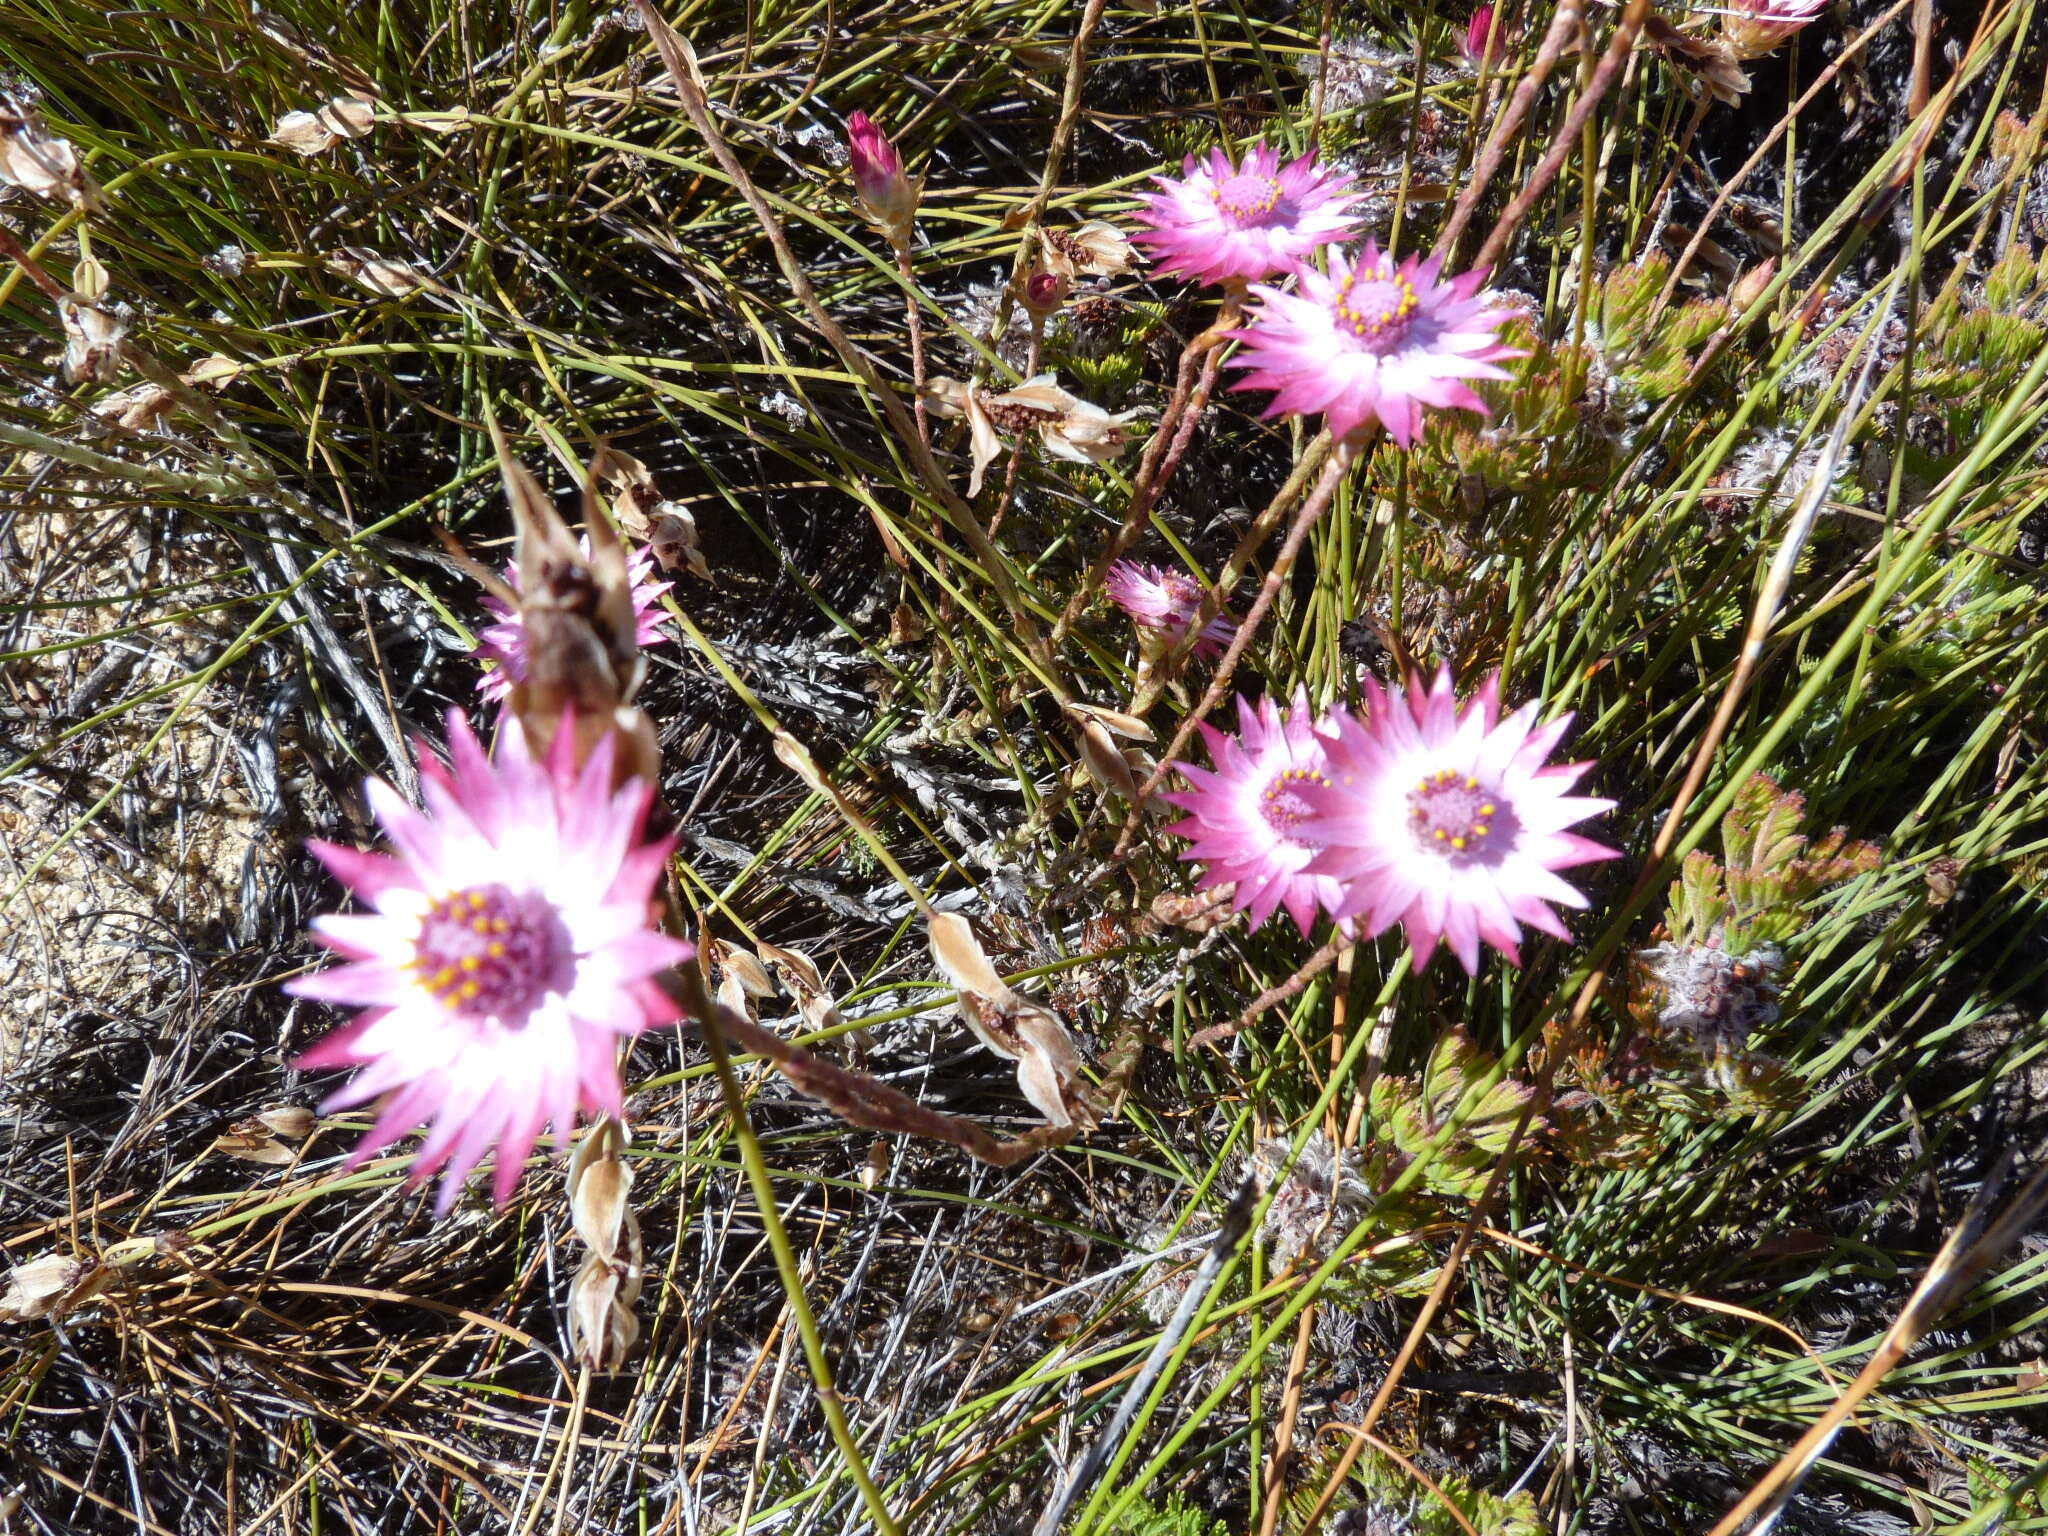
(481, 424, 663, 792)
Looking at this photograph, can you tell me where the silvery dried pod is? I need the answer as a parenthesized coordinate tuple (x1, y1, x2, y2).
(326, 247, 425, 298)
(268, 95, 375, 155)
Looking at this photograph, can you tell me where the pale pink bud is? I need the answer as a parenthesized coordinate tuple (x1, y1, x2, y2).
(846, 110, 919, 242)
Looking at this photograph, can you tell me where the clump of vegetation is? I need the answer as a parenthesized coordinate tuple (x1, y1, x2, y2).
(6, 0, 2048, 1533)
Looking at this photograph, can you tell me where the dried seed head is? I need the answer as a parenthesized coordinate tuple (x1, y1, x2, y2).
(1252, 1133, 1371, 1267)
(1041, 220, 1137, 279)
(478, 432, 663, 787)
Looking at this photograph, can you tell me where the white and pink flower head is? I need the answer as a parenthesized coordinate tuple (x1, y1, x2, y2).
(1105, 560, 1235, 658)
(1132, 142, 1362, 289)
(1228, 239, 1524, 449)
(287, 711, 693, 1212)
(474, 537, 674, 703)
(1162, 692, 1351, 937)
(1724, 0, 1828, 56)
(1298, 667, 1618, 974)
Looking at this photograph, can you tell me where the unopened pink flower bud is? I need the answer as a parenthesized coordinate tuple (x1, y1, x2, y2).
(846, 110, 920, 245)
(1022, 268, 1070, 319)
(1461, 5, 1497, 63)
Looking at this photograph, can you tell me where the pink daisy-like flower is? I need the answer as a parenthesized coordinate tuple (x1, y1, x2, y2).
(1105, 560, 1235, 658)
(1163, 693, 1351, 937)
(1132, 143, 1362, 289)
(1297, 668, 1618, 974)
(287, 711, 693, 1212)
(474, 539, 674, 702)
(1228, 240, 1524, 448)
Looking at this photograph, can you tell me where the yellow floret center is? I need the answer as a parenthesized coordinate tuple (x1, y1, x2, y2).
(407, 882, 563, 1021)
(1407, 769, 1497, 855)
(1211, 171, 1285, 224)
(1260, 765, 1329, 840)
(1334, 265, 1420, 349)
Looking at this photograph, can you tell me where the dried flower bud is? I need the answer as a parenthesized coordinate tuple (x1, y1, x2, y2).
(58, 295, 127, 383)
(845, 110, 921, 246)
(473, 432, 663, 787)
(1728, 257, 1777, 313)
(326, 247, 425, 297)
(268, 95, 375, 155)
(256, 1105, 317, 1140)
(0, 92, 100, 209)
(1642, 15, 1750, 103)
(927, 913, 1095, 1129)
(1, 1253, 105, 1323)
